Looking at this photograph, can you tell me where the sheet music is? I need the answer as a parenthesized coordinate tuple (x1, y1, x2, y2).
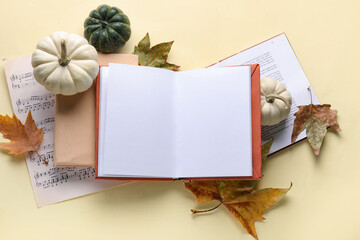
(211, 33, 320, 154)
(3, 55, 128, 207)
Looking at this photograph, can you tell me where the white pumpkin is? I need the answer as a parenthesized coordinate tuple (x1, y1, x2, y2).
(261, 77, 292, 126)
(31, 31, 99, 95)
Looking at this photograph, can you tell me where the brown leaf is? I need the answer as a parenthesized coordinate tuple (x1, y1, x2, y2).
(217, 180, 255, 203)
(133, 33, 180, 71)
(186, 180, 291, 239)
(184, 140, 289, 239)
(291, 104, 340, 155)
(225, 204, 258, 238)
(184, 181, 220, 202)
(224, 186, 291, 239)
(261, 137, 274, 162)
(0, 111, 43, 155)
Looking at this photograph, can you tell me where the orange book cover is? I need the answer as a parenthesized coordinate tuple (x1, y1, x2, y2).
(95, 64, 261, 181)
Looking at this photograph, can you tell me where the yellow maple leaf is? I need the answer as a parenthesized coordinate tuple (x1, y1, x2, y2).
(185, 181, 291, 239)
(0, 111, 46, 164)
(223, 186, 291, 239)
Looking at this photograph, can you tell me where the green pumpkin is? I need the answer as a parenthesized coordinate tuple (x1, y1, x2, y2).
(84, 5, 131, 53)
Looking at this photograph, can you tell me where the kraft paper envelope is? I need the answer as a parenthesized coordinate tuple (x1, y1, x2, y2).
(54, 54, 138, 167)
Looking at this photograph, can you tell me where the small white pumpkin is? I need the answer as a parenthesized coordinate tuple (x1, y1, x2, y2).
(31, 31, 99, 95)
(261, 77, 292, 126)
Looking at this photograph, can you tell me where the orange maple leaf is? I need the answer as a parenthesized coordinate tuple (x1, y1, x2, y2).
(0, 111, 46, 164)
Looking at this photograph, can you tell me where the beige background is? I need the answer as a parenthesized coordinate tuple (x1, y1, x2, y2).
(0, 0, 359, 239)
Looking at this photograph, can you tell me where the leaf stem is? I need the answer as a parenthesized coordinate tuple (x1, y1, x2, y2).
(307, 86, 313, 105)
(33, 150, 48, 165)
(191, 202, 222, 214)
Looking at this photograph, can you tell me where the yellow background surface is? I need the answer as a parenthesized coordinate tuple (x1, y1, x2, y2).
(0, 0, 359, 239)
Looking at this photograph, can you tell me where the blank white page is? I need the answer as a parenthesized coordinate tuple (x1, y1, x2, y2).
(175, 67, 253, 178)
(100, 64, 175, 178)
(98, 66, 109, 177)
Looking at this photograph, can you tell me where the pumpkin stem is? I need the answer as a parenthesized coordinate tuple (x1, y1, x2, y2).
(265, 93, 290, 109)
(99, 20, 108, 28)
(59, 39, 70, 66)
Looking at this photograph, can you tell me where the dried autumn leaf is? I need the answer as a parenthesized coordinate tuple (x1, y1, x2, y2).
(261, 137, 274, 162)
(185, 139, 291, 239)
(0, 111, 46, 164)
(217, 180, 255, 202)
(185, 181, 291, 239)
(291, 91, 340, 156)
(223, 186, 291, 239)
(133, 33, 180, 71)
(184, 181, 220, 203)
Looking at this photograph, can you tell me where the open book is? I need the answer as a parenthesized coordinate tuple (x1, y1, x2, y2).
(210, 33, 320, 154)
(96, 64, 261, 180)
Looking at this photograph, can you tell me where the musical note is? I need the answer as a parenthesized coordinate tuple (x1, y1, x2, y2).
(32, 167, 97, 188)
(10, 72, 36, 89)
(16, 94, 55, 114)
(4, 55, 125, 207)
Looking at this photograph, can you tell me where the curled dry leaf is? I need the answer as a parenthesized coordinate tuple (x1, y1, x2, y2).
(184, 139, 291, 239)
(0, 111, 47, 164)
(291, 88, 340, 156)
(133, 33, 180, 71)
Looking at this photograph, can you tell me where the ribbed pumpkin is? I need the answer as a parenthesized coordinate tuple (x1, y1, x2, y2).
(31, 31, 99, 96)
(84, 5, 131, 53)
(260, 77, 292, 126)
